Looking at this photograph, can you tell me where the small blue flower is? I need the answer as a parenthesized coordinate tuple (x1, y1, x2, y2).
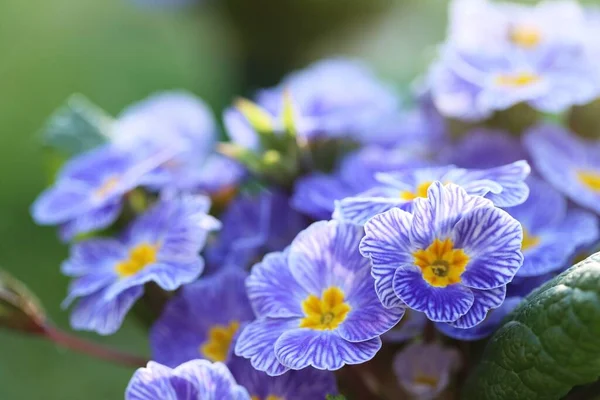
(150, 268, 254, 367)
(235, 220, 404, 375)
(63, 195, 219, 335)
(228, 356, 338, 400)
(524, 123, 600, 215)
(360, 182, 523, 325)
(256, 58, 399, 144)
(438, 129, 527, 169)
(393, 342, 461, 400)
(205, 190, 308, 270)
(335, 161, 530, 225)
(114, 91, 244, 194)
(126, 360, 250, 400)
(505, 177, 599, 277)
(293, 146, 430, 220)
(436, 296, 522, 341)
(382, 309, 427, 343)
(31, 144, 170, 241)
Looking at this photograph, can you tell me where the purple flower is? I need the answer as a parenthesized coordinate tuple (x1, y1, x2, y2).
(228, 356, 338, 400)
(524, 123, 600, 215)
(360, 182, 523, 326)
(393, 342, 461, 400)
(31, 144, 170, 241)
(150, 268, 254, 367)
(205, 190, 308, 270)
(125, 360, 250, 400)
(505, 177, 599, 277)
(335, 161, 530, 225)
(235, 221, 404, 375)
(62, 195, 219, 335)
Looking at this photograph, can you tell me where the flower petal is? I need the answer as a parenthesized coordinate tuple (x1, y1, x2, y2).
(334, 196, 406, 226)
(449, 286, 506, 329)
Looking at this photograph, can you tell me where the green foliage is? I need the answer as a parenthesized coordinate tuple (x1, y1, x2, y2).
(326, 395, 347, 400)
(40, 94, 113, 157)
(462, 253, 600, 400)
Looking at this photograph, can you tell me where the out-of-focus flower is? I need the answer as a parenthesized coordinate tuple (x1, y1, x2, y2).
(62, 195, 219, 335)
(292, 146, 430, 220)
(360, 183, 523, 327)
(436, 296, 522, 341)
(438, 129, 526, 169)
(393, 342, 461, 400)
(235, 221, 404, 375)
(428, 0, 600, 121)
(228, 356, 338, 400)
(150, 268, 254, 367)
(505, 177, 599, 277)
(205, 190, 308, 270)
(31, 144, 170, 241)
(256, 58, 399, 144)
(335, 161, 530, 225)
(125, 360, 250, 400)
(524, 123, 600, 215)
(383, 309, 427, 343)
(114, 91, 245, 194)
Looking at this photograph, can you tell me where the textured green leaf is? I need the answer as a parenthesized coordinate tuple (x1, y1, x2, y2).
(462, 253, 600, 400)
(40, 94, 113, 157)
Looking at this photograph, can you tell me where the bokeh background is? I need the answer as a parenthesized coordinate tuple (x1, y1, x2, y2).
(0, 0, 584, 398)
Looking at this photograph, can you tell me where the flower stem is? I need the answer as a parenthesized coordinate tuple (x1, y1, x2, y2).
(43, 324, 147, 368)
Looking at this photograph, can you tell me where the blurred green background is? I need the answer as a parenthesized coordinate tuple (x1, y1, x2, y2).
(0, 0, 563, 398)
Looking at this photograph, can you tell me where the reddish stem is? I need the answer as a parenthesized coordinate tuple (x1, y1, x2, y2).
(43, 325, 147, 368)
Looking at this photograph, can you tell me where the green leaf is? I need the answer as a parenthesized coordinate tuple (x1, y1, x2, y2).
(462, 253, 600, 400)
(326, 395, 347, 400)
(40, 94, 113, 157)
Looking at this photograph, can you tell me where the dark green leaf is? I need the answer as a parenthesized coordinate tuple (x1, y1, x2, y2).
(462, 253, 600, 400)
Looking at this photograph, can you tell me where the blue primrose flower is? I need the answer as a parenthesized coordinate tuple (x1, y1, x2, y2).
(126, 360, 250, 400)
(235, 220, 404, 375)
(31, 144, 170, 241)
(393, 342, 461, 400)
(360, 182, 524, 326)
(150, 268, 254, 367)
(62, 195, 220, 335)
(228, 356, 338, 400)
(505, 177, 599, 277)
(205, 190, 308, 270)
(524, 123, 600, 215)
(335, 160, 530, 225)
(293, 146, 430, 220)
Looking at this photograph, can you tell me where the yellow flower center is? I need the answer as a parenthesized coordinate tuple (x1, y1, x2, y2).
(95, 176, 120, 198)
(200, 321, 240, 362)
(400, 181, 433, 201)
(413, 238, 470, 287)
(299, 287, 351, 331)
(251, 396, 284, 400)
(495, 72, 540, 87)
(509, 25, 541, 48)
(578, 169, 600, 192)
(521, 228, 540, 252)
(115, 243, 158, 277)
(413, 374, 439, 388)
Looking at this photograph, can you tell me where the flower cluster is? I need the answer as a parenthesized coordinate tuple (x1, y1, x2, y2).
(25, 0, 600, 398)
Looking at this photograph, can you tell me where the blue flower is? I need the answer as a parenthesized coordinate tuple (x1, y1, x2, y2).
(256, 58, 399, 144)
(428, 0, 600, 121)
(438, 129, 527, 169)
(126, 360, 250, 400)
(436, 296, 522, 341)
(31, 144, 170, 241)
(505, 177, 599, 277)
(62, 195, 219, 335)
(393, 342, 461, 399)
(293, 146, 430, 220)
(335, 161, 530, 225)
(150, 268, 254, 367)
(228, 356, 338, 400)
(360, 182, 523, 325)
(524, 123, 600, 215)
(114, 91, 244, 194)
(205, 190, 308, 270)
(382, 309, 427, 343)
(235, 220, 404, 375)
